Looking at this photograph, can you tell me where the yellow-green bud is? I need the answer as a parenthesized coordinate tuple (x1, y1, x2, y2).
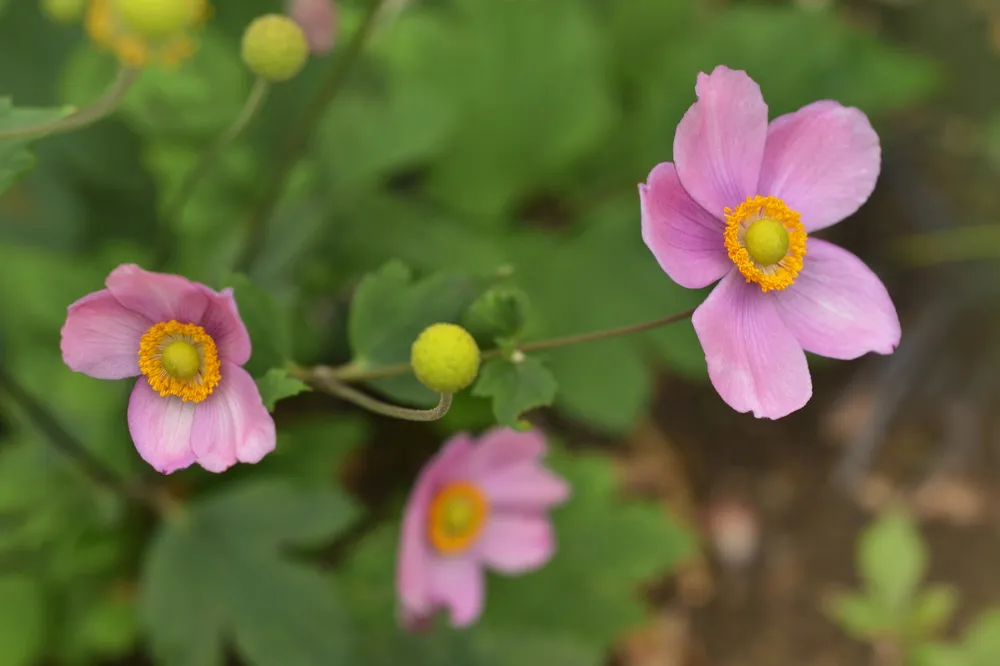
(161, 341, 201, 380)
(41, 0, 87, 23)
(115, 0, 201, 38)
(744, 218, 789, 266)
(411, 323, 481, 394)
(241, 14, 309, 82)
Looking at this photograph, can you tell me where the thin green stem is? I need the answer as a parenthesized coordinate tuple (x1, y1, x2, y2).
(0, 367, 166, 511)
(233, 0, 391, 274)
(153, 78, 271, 270)
(306, 365, 453, 421)
(0, 66, 141, 141)
(318, 307, 697, 384)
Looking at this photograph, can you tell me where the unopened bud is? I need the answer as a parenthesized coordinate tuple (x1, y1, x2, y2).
(285, 0, 337, 55)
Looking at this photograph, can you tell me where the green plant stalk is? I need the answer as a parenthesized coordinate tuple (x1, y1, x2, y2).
(308, 365, 453, 421)
(233, 0, 391, 274)
(300, 307, 697, 385)
(0, 66, 141, 140)
(153, 77, 271, 269)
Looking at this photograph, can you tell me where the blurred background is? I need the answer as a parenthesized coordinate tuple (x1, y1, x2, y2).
(2, 0, 1000, 664)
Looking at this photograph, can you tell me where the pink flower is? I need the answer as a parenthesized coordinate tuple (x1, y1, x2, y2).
(397, 427, 570, 628)
(60, 264, 276, 474)
(640, 66, 900, 419)
(286, 0, 337, 55)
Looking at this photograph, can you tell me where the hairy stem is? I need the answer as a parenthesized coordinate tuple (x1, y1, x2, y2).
(306, 365, 453, 421)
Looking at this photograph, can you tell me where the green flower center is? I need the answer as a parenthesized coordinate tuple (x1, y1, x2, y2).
(744, 218, 789, 266)
(160, 340, 201, 380)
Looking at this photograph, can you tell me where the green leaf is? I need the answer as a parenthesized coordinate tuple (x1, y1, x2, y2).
(823, 591, 892, 640)
(471, 356, 557, 427)
(858, 508, 927, 615)
(254, 415, 369, 486)
(0, 97, 71, 197)
(348, 260, 486, 406)
(462, 284, 530, 343)
(479, 452, 694, 651)
(141, 481, 359, 666)
(256, 368, 311, 412)
(963, 609, 1000, 666)
(0, 575, 46, 666)
(227, 274, 293, 378)
(909, 643, 968, 666)
(908, 585, 959, 638)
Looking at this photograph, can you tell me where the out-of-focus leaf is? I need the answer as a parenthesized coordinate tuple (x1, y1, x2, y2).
(462, 284, 530, 344)
(908, 585, 959, 638)
(963, 609, 1000, 666)
(227, 274, 293, 378)
(471, 356, 557, 427)
(348, 260, 487, 406)
(0, 575, 46, 666)
(910, 643, 968, 666)
(141, 481, 359, 666)
(255, 368, 311, 412)
(823, 591, 891, 640)
(59, 590, 140, 665)
(0, 98, 71, 196)
(251, 415, 369, 486)
(480, 453, 695, 651)
(858, 508, 926, 614)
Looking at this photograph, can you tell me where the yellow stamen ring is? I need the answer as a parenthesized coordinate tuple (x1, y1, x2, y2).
(138, 320, 221, 403)
(85, 0, 207, 68)
(427, 481, 490, 556)
(723, 195, 807, 292)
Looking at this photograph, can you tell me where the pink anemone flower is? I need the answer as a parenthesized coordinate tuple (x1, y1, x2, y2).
(640, 66, 901, 419)
(397, 427, 569, 629)
(286, 0, 337, 54)
(60, 264, 276, 473)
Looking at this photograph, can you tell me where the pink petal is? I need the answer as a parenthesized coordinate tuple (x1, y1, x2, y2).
(127, 380, 196, 474)
(758, 101, 880, 233)
(773, 239, 900, 359)
(398, 434, 476, 620)
(673, 66, 768, 216)
(478, 462, 569, 511)
(692, 271, 812, 419)
(464, 428, 545, 481)
(640, 162, 730, 289)
(60, 289, 151, 379)
(194, 287, 252, 367)
(105, 264, 210, 325)
(428, 557, 484, 628)
(188, 363, 276, 473)
(476, 514, 556, 575)
(286, 0, 337, 54)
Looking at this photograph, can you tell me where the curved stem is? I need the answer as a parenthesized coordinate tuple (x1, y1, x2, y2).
(233, 0, 391, 274)
(307, 366, 452, 420)
(318, 307, 697, 384)
(153, 78, 271, 269)
(0, 66, 141, 140)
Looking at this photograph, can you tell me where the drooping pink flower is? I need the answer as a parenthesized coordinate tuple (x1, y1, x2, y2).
(286, 0, 337, 54)
(60, 264, 276, 474)
(640, 66, 900, 419)
(397, 427, 570, 628)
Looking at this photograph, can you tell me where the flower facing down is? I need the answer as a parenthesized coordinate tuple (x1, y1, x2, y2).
(85, 0, 210, 68)
(397, 428, 570, 628)
(61, 264, 275, 473)
(640, 66, 900, 419)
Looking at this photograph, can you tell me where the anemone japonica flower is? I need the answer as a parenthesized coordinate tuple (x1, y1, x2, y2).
(640, 66, 900, 419)
(398, 427, 569, 628)
(286, 0, 337, 54)
(60, 264, 275, 473)
(85, 0, 209, 68)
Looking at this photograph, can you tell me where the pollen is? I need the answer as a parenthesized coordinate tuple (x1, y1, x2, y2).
(138, 321, 221, 402)
(723, 195, 807, 292)
(85, 0, 209, 68)
(427, 481, 489, 556)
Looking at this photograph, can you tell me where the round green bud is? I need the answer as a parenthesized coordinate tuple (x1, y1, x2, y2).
(41, 0, 87, 23)
(411, 323, 481, 394)
(241, 14, 309, 82)
(115, 0, 200, 39)
(744, 218, 789, 266)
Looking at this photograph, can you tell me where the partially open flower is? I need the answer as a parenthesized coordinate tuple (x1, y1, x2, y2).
(397, 428, 569, 628)
(60, 264, 275, 474)
(85, 0, 209, 68)
(640, 66, 900, 419)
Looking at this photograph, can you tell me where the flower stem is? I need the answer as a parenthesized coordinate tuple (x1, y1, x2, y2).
(153, 77, 271, 270)
(311, 307, 697, 384)
(233, 0, 390, 274)
(0, 66, 141, 141)
(0, 367, 165, 511)
(307, 365, 453, 421)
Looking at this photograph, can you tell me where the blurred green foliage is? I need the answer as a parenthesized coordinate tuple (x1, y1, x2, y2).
(0, 0, 940, 665)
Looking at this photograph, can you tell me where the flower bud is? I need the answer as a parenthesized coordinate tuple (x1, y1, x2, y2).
(463, 285, 530, 342)
(285, 0, 337, 55)
(41, 0, 87, 23)
(410, 323, 481, 394)
(241, 14, 309, 82)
